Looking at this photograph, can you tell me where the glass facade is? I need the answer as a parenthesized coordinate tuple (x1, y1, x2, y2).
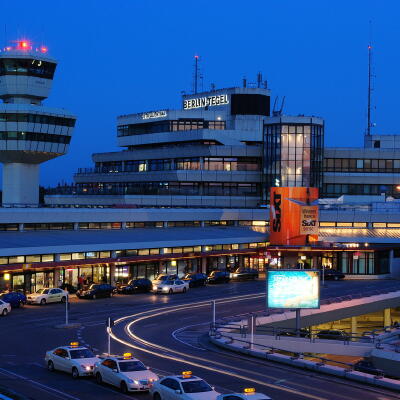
(324, 158, 400, 173)
(0, 58, 56, 79)
(0, 113, 75, 127)
(117, 119, 225, 137)
(264, 121, 324, 196)
(0, 131, 71, 144)
(323, 183, 400, 197)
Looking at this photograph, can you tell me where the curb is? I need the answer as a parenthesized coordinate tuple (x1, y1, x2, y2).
(209, 336, 400, 392)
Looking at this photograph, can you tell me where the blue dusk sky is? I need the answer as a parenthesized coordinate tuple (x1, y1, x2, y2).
(1, 0, 399, 186)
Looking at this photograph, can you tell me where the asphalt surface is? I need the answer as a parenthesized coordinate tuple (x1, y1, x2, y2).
(1, 279, 400, 400)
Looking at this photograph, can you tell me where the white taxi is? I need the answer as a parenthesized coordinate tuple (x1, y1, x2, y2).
(45, 342, 98, 378)
(0, 299, 11, 316)
(153, 279, 189, 294)
(150, 371, 220, 399)
(94, 352, 158, 393)
(216, 388, 272, 400)
(27, 288, 68, 305)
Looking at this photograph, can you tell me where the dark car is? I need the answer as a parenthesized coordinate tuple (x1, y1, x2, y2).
(59, 283, 78, 294)
(117, 278, 152, 294)
(230, 268, 259, 281)
(316, 329, 350, 341)
(0, 291, 27, 308)
(323, 269, 345, 281)
(207, 270, 230, 284)
(278, 328, 310, 338)
(182, 273, 207, 288)
(354, 359, 383, 376)
(76, 283, 116, 299)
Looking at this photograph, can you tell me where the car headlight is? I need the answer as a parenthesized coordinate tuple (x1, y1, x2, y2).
(232, 273, 238, 277)
(134, 380, 139, 385)
(152, 285, 157, 290)
(162, 287, 169, 291)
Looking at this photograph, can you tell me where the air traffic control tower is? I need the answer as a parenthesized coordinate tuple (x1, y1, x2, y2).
(0, 40, 76, 206)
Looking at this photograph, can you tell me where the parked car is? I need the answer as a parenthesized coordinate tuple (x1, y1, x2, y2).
(207, 270, 231, 284)
(230, 268, 259, 281)
(354, 359, 383, 376)
(0, 299, 11, 316)
(278, 328, 310, 338)
(117, 278, 152, 294)
(0, 291, 27, 308)
(27, 288, 68, 305)
(150, 371, 220, 399)
(76, 284, 116, 299)
(153, 279, 189, 294)
(94, 353, 158, 393)
(152, 274, 177, 286)
(182, 273, 207, 288)
(323, 269, 345, 281)
(316, 329, 350, 341)
(60, 283, 78, 294)
(45, 342, 98, 378)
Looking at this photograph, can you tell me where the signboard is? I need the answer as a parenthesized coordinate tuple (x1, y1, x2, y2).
(267, 270, 320, 309)
(300, 206, 319, 235)
(183, 94, 229, 110)
(142, 110, 167, 120)
(269, 187, 319, 246)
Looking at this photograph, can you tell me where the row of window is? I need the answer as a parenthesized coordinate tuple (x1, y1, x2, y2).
(0, 242, 268, 265)
(0, 131, 71, 144)
(324, 158, 400, 172)
(88, 157, 261, 174)
(52, 182, 261, 197)
(319, 222, 400, 228)
(5, 220, 269, 232)
(323, 183, 400, 197)
(0, 113, 76, 127)
(0, 59, 56, 79)
(117, 119, 226, 137)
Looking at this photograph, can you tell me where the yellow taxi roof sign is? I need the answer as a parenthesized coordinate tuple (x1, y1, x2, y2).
(70, 342, 79, 347)
(244, 388, 256, 394)
(123, 353, 132, 359)
(182, 371, 192, 378)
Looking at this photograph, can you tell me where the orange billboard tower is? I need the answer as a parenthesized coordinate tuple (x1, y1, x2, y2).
(270, 187, 319, 246)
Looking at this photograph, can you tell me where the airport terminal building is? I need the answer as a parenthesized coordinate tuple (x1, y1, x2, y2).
(0, 42, 400, 292)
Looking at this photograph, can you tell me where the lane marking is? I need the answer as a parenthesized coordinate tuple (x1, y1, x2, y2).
(0, 366, 81, 400)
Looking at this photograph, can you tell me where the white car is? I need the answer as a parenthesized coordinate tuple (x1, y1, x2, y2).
(94, 353, 158, 393)
(27, 288, 68, 305)
(153, 279, 189, 294)
(152, 274, 178, 286)
(150, 371, 220, 399)
(45, 342, 98, 378)
(216, 388, 272, 400)
(0, 299, 11, 316)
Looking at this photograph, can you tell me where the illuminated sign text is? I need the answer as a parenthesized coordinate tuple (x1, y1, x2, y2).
(142, 110, 167, 120)
(183, 94, 229, 110)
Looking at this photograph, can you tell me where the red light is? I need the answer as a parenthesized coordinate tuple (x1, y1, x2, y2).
(20, 41, 29, 48)
(194, 55, 199, 59)
(40, 46, 48, 53)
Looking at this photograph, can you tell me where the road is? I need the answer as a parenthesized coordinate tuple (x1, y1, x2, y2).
(1, 279, 399, 399)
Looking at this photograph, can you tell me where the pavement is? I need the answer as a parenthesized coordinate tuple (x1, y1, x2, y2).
(1, 279, 400, 400)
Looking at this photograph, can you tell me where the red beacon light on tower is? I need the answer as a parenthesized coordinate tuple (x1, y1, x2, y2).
(17, 40, 31, 50)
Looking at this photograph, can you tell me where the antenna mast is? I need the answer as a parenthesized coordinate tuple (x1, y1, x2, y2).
(193, 55, 200, 94)
(367, 23, 373, 136)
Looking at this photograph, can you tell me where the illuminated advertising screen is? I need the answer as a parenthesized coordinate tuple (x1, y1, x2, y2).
(267, 270, 320, 309)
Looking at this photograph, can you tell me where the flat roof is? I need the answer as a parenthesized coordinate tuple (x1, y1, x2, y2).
(0, 226, 267, 256)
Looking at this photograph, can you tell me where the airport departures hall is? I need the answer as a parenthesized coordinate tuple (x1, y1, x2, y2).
(0, 39, 400, 293)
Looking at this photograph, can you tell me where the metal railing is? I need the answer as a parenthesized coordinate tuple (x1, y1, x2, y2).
(210, 323, 387, 378)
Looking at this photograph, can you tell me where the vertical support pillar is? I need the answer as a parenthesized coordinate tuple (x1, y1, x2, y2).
(54, 269, 61, 288)
(73, 222, 79, 230)
(2, 163, 40, 206)
(351, 316, 357, 341)
(109, 264, 116, 286)
(18, 223, 24, 232)
(201, 257, 207, 274)
(384, 308, 391, 328)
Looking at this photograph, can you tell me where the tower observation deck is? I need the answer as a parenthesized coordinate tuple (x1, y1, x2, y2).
(0, 40, 76, 206)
